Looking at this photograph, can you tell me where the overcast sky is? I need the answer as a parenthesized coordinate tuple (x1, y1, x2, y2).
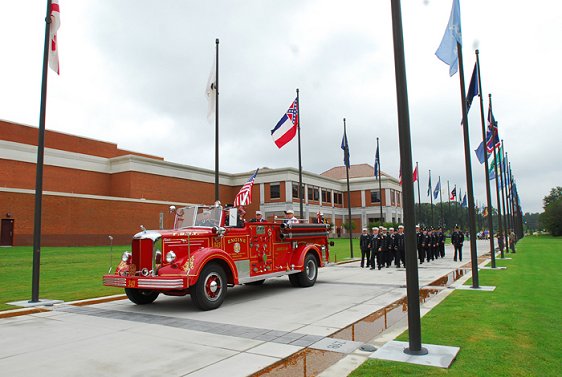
(1, 0, 560, 214)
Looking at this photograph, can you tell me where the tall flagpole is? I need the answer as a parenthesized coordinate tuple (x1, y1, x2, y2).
(31, 0, 54, 303)
(429, 170, 434, 227)
(439, 176, 444, 227)
(296, 88, 304, 219)
(447, 180, 451, 229)
(475, 50, 496, 268)
(416, 162, 421, 224)
(490, 94, 505, 258)
(499, 140, 509, 252)
(391, 0, 426, 355)
(377, 137, 383, 224)
(504, 152, 513, 243)
(457, 40, 480, 288)
(214, 38, 220, 201)
(343, 118, 353, 258)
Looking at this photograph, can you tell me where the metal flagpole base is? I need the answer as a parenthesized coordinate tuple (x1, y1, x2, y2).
(404, 346, 429, 356)
(8, 299, 63, 308)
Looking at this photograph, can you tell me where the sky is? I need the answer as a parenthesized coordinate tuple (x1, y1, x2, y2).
(1, 0, 561, 214)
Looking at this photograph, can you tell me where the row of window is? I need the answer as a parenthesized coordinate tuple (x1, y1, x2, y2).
(269, 182, 391, 206)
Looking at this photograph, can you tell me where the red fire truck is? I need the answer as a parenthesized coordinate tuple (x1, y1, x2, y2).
(103, 203, 331, 310)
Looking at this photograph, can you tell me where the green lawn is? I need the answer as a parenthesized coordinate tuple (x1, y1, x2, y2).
(328, 237, 360, 262)
(0, 245, 128, 311)
(350, 235, 562, 377)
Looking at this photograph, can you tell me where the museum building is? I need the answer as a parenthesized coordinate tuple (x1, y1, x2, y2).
(0, 119, 403, 246)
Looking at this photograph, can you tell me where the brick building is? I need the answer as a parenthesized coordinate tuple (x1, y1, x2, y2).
(0, 120, 402, 246)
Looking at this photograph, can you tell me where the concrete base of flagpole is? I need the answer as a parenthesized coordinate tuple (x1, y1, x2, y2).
(370, 341, 458, 368)
(8, 299, 63, 308)
(455, 285, 496, 292)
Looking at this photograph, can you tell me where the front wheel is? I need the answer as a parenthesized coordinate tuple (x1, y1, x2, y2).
(190, 263, 227, 310)
(295, 253, 318, 287)
(125, 288, 159, 305)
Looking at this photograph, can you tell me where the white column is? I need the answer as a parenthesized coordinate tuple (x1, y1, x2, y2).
(260, 183, 265, 205)
(285, 180, 292, 204)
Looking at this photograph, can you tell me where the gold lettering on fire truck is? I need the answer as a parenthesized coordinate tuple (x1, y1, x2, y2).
(227, 237, 247, 244)
(182, 256, 195, 274)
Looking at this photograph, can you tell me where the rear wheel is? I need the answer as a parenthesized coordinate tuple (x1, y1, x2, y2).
(288, 274, 301, 287)
(296, 253, 318, 287)
(125, 288, 159, 305)
(190, 263, 227, 310)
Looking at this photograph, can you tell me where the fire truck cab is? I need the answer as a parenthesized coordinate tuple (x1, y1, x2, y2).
(103, 203, 331, 310)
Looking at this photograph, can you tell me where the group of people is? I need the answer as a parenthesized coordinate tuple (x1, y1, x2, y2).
(359, 226, 406, 270)
(359, 225, 467, 269)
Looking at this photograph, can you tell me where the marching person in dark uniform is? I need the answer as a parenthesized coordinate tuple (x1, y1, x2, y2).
(359, 228, 371, 268)
(452, 225, 464, 261)
(395, 225, 405, 268)
(249, 210, 266, 222)
(430, 229, 438, 261)
(437, 227, 446, 258)
(378, 227, 390, 268)
(509, 230, 517, 253)
(416, 225, 425, 264)
(370, 227, 382, 270)
(422, 228, 431, 263)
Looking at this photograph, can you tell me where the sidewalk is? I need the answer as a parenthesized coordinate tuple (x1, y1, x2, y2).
(0, 241, 491, 377)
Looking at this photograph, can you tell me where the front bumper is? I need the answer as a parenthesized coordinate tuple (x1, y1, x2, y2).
(103, 275, 188, 290)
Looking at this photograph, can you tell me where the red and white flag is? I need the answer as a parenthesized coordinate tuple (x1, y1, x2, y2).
(233, 169, 259, 206)
(49, 0, 61, 74)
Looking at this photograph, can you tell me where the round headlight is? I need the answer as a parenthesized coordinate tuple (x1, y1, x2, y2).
(165, 251, 176, 263)
(121, 251, 132, 262)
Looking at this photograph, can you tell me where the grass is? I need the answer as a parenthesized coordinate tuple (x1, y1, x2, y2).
(328, 237, 360, 262)
(0, 245, 128, 311)
(350, 235, 562, 377)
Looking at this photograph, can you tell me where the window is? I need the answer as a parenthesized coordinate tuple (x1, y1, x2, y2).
(396, 191, 401, 206)
(322, 189, 331, 203)
(334, 192, 343, 205)
(270, 183, 280, 199)
(292, 182, 304, 199)
(370, 190, 380, 203)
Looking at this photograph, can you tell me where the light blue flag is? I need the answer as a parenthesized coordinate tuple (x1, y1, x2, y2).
(435, 0, 462, 76)
(433, 178, 441, 200)
(474, 141, 486, 164)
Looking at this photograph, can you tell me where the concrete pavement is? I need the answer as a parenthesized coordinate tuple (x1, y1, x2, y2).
(0, 241, 493, 377)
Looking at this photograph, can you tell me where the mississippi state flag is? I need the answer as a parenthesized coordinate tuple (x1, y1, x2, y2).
(271, 98, 298, 148)
(233, 169, 259, 206)
(49, 0, 61, 75)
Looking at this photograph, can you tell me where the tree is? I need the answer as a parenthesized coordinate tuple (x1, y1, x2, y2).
(543, 186, 562, 207)
(541, 187, 562, 236)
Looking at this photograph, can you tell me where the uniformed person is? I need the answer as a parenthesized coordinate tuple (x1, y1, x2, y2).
(359, 228, 372, 268)
(422, 228, 431, 263)
(451, 226, 464, 261)
(395, 225, 405, 268)
(437, 227, 445, 258)
(283, 209, 298, 224)
(249, 211, 266, 222)
(416, 225, 425, 264)
(370, 227, 382, 270)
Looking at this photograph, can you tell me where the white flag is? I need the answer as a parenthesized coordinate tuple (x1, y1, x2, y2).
(49, 0, 61, 75)
(206, 58, 216, 123)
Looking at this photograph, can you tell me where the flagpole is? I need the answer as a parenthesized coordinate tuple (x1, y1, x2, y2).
(429, 170, 434, 227)
(447, 180, 451, 229)
(296, 88, 304, 219)
(454, 185, 458, 226)
(439, 176, 444, 227)
(214, 38, 220, 202)
(457, 41, 480, 288)
(377, 137, 383, 224)
(504, 153, 513, 244)
(499, 140, 509, 252)
(475, 50, 496, 268)
(416, 162, 421, 224)
(490, 94, 505, 258)
(390, 0, 426, 355)
(31, 0, 53, 303)
(343, 118, 353, 258)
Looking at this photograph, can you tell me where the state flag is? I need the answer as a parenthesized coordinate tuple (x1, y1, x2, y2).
(450, 187, 456, 201)
(433, 177, 441, 200)
(271, 98, 298, 148)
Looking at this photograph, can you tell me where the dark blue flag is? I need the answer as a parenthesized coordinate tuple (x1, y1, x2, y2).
(374, 144, 380, 178)
(466, 63, 480, 112)
(433, 177, 441, 200)
(341, 130, 350, 168)
(461, 193, 467, 208)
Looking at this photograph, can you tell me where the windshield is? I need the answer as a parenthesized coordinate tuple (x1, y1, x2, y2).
(173, 205, 223, 229)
